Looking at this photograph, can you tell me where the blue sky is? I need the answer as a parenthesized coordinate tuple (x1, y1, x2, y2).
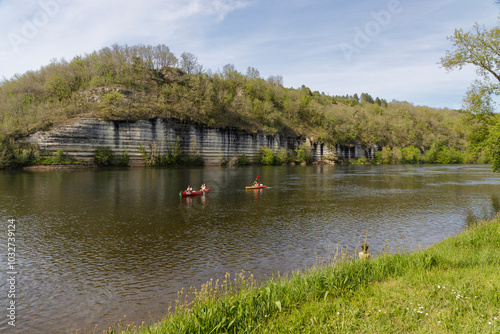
(0, 0, 498, 109)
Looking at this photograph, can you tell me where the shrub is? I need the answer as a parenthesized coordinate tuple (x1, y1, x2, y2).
(94, 146, 113, 166)
(355, 156, 367, 164)
(380, 146, 392, 164)
(295, 143, 313, 164)
(53, 149, 65, 164)
(391, 147, 402, 164)
(119, 151, 130, 167)
(257, 146, 275, 165)
(401, 146, 421, 164)
(274, 147, 288, 165)
(238, 154, 251, 165)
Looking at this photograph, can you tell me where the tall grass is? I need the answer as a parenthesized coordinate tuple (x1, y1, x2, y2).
(107, 215, 500, 333)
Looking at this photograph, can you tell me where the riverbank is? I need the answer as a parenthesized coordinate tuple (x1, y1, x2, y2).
(113, 215, 500, 333)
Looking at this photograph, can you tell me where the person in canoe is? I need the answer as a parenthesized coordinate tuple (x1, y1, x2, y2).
(252, 180, 258, 186)
(185, 185, 192, 192)
(200, 183, 207, 191)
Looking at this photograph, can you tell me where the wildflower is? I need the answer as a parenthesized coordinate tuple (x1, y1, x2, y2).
(489, 322, 492, 325)
(438, 285, 440, 289)
(438, 321, 441, 323)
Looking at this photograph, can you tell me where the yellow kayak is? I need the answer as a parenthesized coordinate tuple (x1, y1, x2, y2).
(245, 185, 267, 189)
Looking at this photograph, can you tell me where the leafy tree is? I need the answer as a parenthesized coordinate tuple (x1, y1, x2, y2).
(360, 93, 374, 104)
(440, 21, 500, 170)
(440, 23, 500, 114)
(45, 73, 71, 102)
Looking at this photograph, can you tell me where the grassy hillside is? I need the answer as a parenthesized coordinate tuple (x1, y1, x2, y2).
(0, 44, 492, 166)
(110, 215, 500, 333)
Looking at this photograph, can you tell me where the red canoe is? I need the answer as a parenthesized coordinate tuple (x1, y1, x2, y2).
(179, 188, 210, 197)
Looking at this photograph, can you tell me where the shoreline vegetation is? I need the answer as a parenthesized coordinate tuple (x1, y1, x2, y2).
(0, 43, 493, 169)
(103, 215, 500, 334)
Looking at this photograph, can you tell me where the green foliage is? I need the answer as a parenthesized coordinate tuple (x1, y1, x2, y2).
(274, 147, 288, 165)
(45, 73, 71, 102)
(380, 146, 392, 164)
(294, 143, 313, 164)
(355, 156, 367, 164)
(440, 22, 500, 115)
(0, 137, 37, 168)
(53, 149, 65, 164)
(257, 146, 275, 165)
(401, 146, 421, 164)
(36, 149, 83, 165)
(94, 146, 113, 166)
(441, 21, 500, 171)
(138, 137, 203, 167)
(238, 154, 251, 166)
(118, 151, 130, 167)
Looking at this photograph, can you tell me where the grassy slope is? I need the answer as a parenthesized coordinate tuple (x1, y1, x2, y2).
(117, 216, 500, 334)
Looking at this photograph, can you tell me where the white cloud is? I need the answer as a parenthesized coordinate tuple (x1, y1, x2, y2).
(0, 0, 252, 78)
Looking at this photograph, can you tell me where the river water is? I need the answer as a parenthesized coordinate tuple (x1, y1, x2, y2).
(0, 164, 499, 333)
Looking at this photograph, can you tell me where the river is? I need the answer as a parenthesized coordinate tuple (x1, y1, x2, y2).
(0, 164, 499, 333)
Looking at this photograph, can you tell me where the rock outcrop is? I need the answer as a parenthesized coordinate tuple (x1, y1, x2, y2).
(26, 117, 373, 166)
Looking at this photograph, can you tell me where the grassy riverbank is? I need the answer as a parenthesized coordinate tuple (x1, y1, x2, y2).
(111, 216, 500, 334)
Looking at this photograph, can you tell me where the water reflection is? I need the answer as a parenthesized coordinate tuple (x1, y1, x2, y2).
(0, 165, 499, 333)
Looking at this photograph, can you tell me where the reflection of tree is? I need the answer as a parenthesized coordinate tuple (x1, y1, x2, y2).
(490, 195, 500, 214)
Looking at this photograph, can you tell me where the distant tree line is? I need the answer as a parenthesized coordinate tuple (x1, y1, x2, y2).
(0, 43, 491, 168)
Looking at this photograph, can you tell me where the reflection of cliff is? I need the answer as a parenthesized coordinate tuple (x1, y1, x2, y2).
(25, 117, 372, 166)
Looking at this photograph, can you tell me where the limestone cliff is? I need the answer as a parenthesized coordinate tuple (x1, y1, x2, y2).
(25, 117, 371, 166)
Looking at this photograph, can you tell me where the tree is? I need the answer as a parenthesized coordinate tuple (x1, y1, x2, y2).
(440, 21, 500, 171)
(180, 52, 202, 75)
(246, 67, 260, 79)
(360, 93, 374, 104)
(440, 22, 500, 114)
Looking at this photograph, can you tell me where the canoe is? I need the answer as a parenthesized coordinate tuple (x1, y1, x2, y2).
(245, 185, 266, 189)
(179, 188, 210, 197)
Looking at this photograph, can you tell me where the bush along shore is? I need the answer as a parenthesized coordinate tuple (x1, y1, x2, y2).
(105, 215, 500, 334)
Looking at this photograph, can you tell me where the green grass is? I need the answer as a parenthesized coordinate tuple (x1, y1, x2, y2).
(108, 216, 500, 334)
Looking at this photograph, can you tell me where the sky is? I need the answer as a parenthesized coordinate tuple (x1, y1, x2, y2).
(0, 0, 498, 109)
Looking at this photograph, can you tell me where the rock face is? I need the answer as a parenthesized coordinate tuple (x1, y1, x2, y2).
(26, 117, 373, 166)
